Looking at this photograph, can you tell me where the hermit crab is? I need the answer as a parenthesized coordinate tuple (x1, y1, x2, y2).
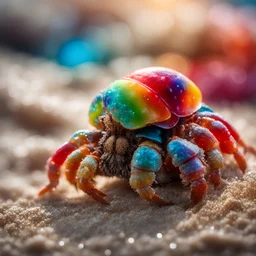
(39, 67, 256, 206)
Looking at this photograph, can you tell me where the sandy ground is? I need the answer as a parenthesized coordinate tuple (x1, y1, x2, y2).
(0, 50, 256, 256)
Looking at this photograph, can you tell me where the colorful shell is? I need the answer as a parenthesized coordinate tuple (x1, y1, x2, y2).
(103, 79, 171, 129)
(88, 93, 105, 129)
(89, 67, 202, 130)
(125, 67, 202, 117)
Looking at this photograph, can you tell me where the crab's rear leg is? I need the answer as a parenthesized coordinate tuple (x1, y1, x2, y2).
(167, 137, 207, 204)
(129, 141, 173, 206)
(194, 112, 256, 156)
(38, 130, 103, 196)
(195, 117, 247, 173)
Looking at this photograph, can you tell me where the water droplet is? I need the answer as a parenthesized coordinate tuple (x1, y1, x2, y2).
(128, 237, 134, 244)
(59, 241, 65, 246)
(78, 243, 84, 249)
(169, 242, 177, 249)
(105, 249, 112, 255)
(156, 233, 163, 239)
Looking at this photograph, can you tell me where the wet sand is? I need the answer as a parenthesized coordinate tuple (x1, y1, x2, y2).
(0, 50, 256, 256)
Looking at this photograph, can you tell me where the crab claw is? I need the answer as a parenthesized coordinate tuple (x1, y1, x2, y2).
(77, 178, 109, 205)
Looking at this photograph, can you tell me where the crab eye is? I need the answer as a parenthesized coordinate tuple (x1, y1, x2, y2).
(103, 80, 171, 130)
(88, 92, 105, 129)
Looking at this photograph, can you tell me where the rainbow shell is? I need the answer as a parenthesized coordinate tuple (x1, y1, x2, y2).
(125, 67, 202, 117)
(89, 67, 202, 130)
(88, 93, 105, 129)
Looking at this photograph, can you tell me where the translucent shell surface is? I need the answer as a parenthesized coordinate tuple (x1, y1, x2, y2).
(103, 80, 171, 129)
(126, 67, 202, 117)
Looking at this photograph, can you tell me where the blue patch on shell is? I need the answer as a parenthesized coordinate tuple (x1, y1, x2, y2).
(197, 104, 214, 113)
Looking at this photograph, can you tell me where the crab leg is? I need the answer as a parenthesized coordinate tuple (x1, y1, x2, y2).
(183, 124, 224, 187)
(38, 130, 103, 196)
(76, 155, 109, 205)
(194, 117, 247, 173)
(193, 112, 256, 155)
(130, 141, 172, 206)
(64, 146, 91, 186)
(167, 137, 207, 204)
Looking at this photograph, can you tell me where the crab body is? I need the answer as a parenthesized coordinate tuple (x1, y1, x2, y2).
(39, 67, 256, 206)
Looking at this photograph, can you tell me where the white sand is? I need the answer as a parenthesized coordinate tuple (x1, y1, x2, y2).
(0, 50, 256, 256)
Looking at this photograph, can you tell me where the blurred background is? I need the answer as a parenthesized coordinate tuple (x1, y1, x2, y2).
(1, 0, 256, 142)
(1, 0, 256, 102)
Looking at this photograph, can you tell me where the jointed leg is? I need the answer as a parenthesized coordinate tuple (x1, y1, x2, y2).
(192, 112, 256, 155)
(194, 117, 247, 173)
(76, 154, 109, 205)
(64, 146, 91, 186)
(167, 137, 207, 204)
(182, 124, 224, 187)
(38, 142, 77, 196)
(130, 141, 172, 206)
(206, 149, 223, 187)
(39, 130, 103, 196)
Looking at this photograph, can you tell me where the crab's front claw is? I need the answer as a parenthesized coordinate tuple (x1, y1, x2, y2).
(77, 178, 109, 205)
